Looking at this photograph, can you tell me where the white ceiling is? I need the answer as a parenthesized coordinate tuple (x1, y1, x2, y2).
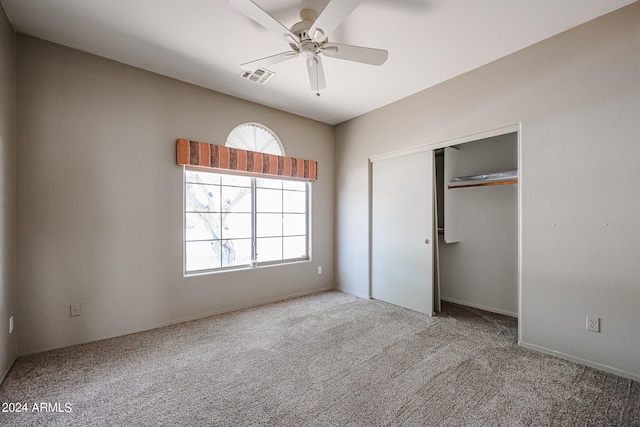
(1, 0, 636, 125)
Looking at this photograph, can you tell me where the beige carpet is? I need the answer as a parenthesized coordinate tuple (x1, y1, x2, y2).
(0, 291, 638, 426)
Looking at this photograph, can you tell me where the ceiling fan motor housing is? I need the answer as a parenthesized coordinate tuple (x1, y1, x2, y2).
(290, 9, 327, 54)
(291, 9, 326, 42)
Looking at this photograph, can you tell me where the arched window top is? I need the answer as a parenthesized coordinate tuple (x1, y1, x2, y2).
(226, 123, 285, 156)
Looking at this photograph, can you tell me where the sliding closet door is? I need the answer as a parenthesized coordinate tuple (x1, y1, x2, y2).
(371, 149, 434, 315)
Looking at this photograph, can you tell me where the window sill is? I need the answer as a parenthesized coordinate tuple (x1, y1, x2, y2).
(184, 258, 310, 277)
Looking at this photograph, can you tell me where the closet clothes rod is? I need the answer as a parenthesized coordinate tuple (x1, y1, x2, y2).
(448, 179, 517, 189)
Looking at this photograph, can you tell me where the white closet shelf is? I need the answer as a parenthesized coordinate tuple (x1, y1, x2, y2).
(448, 170, 518, 189)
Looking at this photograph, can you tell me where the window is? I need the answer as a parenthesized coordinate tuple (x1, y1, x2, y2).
(185, 170, 309, 273)
(184, 123, 310, 274)
(226, 123, 285, 155)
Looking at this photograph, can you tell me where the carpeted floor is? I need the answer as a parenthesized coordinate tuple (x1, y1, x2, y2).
(0, 291, 638, 426)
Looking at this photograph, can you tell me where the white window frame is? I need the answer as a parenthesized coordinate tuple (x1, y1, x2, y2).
(184, 168, 310, 275)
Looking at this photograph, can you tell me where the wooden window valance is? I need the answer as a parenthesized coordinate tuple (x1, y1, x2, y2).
(176, 139, 317, 181)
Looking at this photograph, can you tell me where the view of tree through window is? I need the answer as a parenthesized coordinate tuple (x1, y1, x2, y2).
(185, 170, 308, 273)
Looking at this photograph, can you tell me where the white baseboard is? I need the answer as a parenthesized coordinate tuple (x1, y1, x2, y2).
(0, 357, 16, 385)
(519, 340, 640, 382)
(440, 297, 518, 318)
(336, 286, 370, 300)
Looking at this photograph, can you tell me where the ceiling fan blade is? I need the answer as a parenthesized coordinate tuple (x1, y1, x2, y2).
(322, 43, 388, 66)
(309, 0, 364, 43)
(241, 51, 299, 71)
(306, 56, 326, 92)
(229, 0, 300, 43)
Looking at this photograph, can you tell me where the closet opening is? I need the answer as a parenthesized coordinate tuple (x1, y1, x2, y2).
(434, 130, 519, 318)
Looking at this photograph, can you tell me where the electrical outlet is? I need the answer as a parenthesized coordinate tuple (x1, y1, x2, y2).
(317, 266, 323, 275)
(586, 316, 600, 333)
(70, 303, 82, 317)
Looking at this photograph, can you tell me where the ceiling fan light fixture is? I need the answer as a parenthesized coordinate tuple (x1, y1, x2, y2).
(300, 40, 319, 58)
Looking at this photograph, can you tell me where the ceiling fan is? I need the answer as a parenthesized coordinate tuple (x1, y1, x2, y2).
(229, 0, 389, 95)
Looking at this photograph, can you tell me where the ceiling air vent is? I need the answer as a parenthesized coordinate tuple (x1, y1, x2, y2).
(240, 68, 275, 84)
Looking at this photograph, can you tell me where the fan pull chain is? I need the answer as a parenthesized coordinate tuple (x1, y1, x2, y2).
(316, 57, 320, 97)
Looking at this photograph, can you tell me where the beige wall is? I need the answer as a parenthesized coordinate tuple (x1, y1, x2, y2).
(15, 36, 335, 355)
(335, 3, 640, 380)
(0, 4, 16, 380)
